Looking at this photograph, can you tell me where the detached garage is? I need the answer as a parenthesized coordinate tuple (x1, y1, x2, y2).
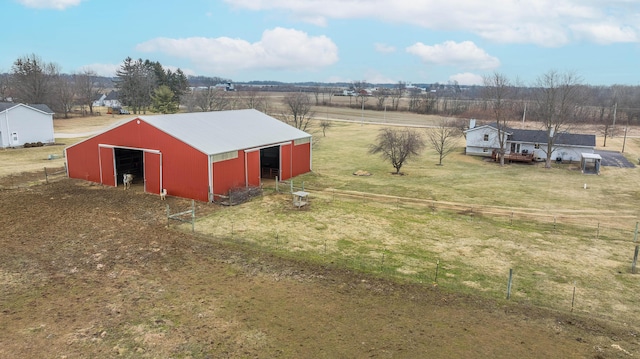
(65, 109, 312, 202)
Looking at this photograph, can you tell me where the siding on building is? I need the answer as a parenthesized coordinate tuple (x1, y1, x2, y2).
(66, 110, 313, 202)
(0, 103, 54, 148)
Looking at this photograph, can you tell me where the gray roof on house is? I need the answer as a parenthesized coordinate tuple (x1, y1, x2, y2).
(509, 128, 596, 147)
(475, 122, 596, 147)
(135, 109, 312, 155)
(0, 102, 54, 114)
(104, 90, 119, 101)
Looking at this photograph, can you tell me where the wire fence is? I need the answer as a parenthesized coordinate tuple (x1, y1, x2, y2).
(173, 178, 640, 322)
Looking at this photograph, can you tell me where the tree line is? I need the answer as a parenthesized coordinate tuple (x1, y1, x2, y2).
(0, 54, 192, 117)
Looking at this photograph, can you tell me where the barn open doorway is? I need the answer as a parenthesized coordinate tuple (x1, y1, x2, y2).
(114, 147, 143, 186)
(260, 146, 280, 179)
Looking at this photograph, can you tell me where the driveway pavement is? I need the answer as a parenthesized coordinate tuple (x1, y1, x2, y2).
(594, 150, 636, 168)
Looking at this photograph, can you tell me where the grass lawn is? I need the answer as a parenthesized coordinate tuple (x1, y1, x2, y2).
(192, 120, 640, 325)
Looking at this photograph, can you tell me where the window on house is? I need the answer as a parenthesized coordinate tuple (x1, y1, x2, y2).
(534, 143, 540, 149)
(483, 134, 489, 141)
(483, 148, 488, 153)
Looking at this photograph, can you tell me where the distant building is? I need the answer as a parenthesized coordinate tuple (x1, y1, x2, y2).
(103, 90, 122, 108)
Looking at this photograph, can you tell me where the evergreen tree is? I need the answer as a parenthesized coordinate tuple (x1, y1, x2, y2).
(151, 85, 178, 114)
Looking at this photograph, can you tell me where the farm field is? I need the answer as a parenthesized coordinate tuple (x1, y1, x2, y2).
(1, 103, 640, 357)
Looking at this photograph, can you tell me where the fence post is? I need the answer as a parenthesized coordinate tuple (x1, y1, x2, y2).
(634, 222, 638, 242)
(434, 259, 440, 283)
(571, 281, 576, 312)
(506, 268, 513, 299)
(44, 167, 48, 184)
(632, 245, 639, 274)
(275, 176, 278, 192)
(191, 200, 195, 233)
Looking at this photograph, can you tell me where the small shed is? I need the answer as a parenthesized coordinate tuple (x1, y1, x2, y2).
(0, 103, 55, 148)
(580, 153, 602, 174)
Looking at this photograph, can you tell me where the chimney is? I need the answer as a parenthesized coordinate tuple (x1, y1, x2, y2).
(469, 119, 476, 129)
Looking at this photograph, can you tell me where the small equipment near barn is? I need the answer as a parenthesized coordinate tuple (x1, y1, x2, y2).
(292, 191, 309, 209)
(65, 109, 313, 202)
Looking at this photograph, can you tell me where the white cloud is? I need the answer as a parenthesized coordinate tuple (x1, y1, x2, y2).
(78, 63, 120, 77)
(374, 43, 396, 53)
(17, 0, 83, 10)
(570, 23, 639, 44)
(363, 70, 396, 84)
(448, 72, 484, 86)
(223, 0, 640, 46)
(136, 27, 338, 74)
(406, 41, 500, 70)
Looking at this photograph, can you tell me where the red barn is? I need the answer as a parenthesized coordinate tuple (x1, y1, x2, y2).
(65, 109, 312, 202)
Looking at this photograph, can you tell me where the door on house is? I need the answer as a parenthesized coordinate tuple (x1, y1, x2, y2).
(510, 143, 521, 153)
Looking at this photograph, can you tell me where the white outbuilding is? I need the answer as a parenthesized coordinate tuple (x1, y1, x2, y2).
(0, 103, 55, 148)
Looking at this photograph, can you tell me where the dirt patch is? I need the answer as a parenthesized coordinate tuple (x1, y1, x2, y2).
(0, 174, 638, 358)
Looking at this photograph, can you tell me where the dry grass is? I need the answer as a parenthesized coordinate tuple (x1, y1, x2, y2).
(192, 118, 640, 325)
(5, 101, 640, 326)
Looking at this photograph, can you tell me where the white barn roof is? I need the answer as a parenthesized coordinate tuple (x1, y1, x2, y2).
(134, 109, 311, 155)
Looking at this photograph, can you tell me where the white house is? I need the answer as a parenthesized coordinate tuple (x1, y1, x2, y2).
(465, 121, 596, 162)
(103, 90, 122, 108)
(92, 93, 106, 107)
(0, 103, 55, 148)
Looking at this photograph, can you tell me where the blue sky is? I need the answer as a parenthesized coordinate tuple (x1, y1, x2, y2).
(2, 0, 640, 86)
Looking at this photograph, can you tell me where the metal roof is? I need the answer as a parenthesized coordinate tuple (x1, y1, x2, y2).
(0, 102, 54, 114)
(472, 122, 596, 147)
(137, 109, 312, 155)
(509, 129, 595, 147)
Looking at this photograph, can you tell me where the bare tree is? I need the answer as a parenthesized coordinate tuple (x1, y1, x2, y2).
(74, 69, 103, 115)
(426, 118, 461, 165)
(373, 87, 389, 110)
(241, 87, 267, 112)
(312, 86, 323, 105)
(282, 92, 314, 131)
(532, 70, 583, 168)
(319, 120, 332, 136)
(483, 72, 515, 166)
(369, 128, 425, 174)
(391, 81, 405, 110)
(408, 88, 423, 112)
(324, 86, 336, 105)
(353, 81, 369, 110)
(186, 87, 231, 112)
(10, 53, 59, 105)
(0, 72, 10, 101)
(53, 75, 76, 118)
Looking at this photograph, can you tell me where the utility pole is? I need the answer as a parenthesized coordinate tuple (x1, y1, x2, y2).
(612, 102, 617, 137)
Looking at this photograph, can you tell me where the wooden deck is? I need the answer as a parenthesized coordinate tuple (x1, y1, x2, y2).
(492, 151, 535, 163)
